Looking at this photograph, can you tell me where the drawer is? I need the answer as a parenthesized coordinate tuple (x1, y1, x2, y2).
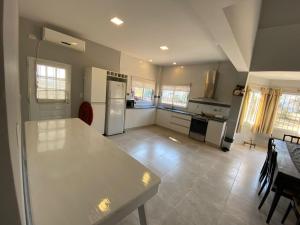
(170, 122, 190, 135)
(170, 116, 191, 128)
(171, 112, 191, 121)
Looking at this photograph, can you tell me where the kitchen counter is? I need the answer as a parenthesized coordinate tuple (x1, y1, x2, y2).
(157, 106, 196, 116)
(157, 106, 227, 122)
(24, 118, 161, 225)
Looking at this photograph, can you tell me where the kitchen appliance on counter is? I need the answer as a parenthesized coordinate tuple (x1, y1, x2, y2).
(126, 100, 135, 108)
(189, 115, 208, 141)
(105, 72, 127, 135)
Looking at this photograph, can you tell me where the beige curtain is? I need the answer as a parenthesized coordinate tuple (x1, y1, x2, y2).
(236, 86, 251, 133)
(251, 87, 269, 133)
(260, 88, 282, 134)
(252, 88, 282, 134)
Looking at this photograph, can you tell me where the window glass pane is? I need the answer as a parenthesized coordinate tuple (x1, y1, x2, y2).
(160, 85, 190, 107)
(143, 88, 153, 101)
(37, 64, 46, 77)
(57, 80, 66, 90)
(133, 87, 143, 101)
(161, 90, 174, 105)
(57, 68, 66, 79)
(36, 63, 67, 101)
(274, 94, 300, 133)
(47, 90, 56, 99)
(173, 91, 189, 107)
(47, 66, 56, 78)
(47, 79, 56, 89)
(37, 78, 47, 88)
(131, 77, 155, 105)
(56, 91, 66, 100)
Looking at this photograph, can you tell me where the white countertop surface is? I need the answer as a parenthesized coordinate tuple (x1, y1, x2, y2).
(25, 118, 160, 225)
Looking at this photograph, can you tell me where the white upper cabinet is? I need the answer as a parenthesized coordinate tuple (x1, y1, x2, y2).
(84, 67, 107, 103)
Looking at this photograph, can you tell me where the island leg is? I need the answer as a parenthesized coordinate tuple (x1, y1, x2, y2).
(138, 205, 147, 225)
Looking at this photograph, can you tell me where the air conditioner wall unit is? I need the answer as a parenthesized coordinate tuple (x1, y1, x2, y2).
(42, 27, 86, 52)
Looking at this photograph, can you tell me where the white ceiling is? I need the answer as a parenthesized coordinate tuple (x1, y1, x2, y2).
(250, 71, 300, 80)
(19, 0, 261, 69)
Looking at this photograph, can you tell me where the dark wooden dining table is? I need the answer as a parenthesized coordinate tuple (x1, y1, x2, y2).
(266, 139, 300, 223)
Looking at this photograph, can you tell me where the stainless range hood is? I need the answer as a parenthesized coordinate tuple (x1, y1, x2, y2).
(203, 70, 217, 99)
(190, 70, 231, 107)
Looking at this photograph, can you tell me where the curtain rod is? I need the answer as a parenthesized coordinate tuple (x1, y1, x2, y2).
(248, 83, 300, 93)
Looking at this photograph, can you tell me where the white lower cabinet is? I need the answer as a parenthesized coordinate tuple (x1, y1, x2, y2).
(156, 109, 191, 135)
(125, 108, 156, 129)
(156, 109, 171, 128)
(205, 120, 226, 147)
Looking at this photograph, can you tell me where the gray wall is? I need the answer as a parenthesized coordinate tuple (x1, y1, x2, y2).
(19, 17, 121, 122)
(251, 0, 300, 71)
(0, 0, 23, 224)
(160, 61, 244, 105)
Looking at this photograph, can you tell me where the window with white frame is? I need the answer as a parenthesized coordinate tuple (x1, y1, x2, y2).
(244, 90, 261, 125)
(274, 93, 300, 133)
(160, 85, 190, 108)
(36, 63, 68, 102)
(131, 77, 155, 105)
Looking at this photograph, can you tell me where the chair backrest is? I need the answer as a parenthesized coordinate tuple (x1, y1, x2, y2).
(266, 150, 278, 184)
(266, 138, 275, 161)
(283, 134, 300, 144)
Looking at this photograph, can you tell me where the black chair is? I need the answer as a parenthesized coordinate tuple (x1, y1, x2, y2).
(258, 150, 294, 223)
(283, 134, 300, 144)
(259, 138, 275, 183)
(258, 150, 277, 209)
(281, 197, 300, 225)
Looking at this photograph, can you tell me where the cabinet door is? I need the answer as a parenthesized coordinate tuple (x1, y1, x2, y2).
(91, 67, 107, 102)
(125, 108, 156, 129)
(156, 109, 171, 128)
(91, 103, 106, 134)
(170, 113, 191, 135)
(206, 120, 226, 147)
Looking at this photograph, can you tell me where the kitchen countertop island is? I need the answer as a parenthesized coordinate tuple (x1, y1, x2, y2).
(24, 118, 160, 225)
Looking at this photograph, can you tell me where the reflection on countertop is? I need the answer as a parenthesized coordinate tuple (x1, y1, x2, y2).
(126, 105, 156, 109)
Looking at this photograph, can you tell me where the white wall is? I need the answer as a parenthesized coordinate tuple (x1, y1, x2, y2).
(160, 63, 219, 100)
(160, 61, 243, 104)
(1, 0, 23, 224)
(120, 52, 160, 94)
(224, 0, 262, 68)
(247, 75, 270, 86)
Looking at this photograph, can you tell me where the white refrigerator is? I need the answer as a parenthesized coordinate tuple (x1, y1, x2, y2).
(105, 80, 126, 135)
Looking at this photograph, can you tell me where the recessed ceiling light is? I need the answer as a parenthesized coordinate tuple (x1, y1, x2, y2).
(149, 59, 153, 62)
(160, 46, 169, 50)
(110, 17, 124, 26)
(173, 62, 177, 65)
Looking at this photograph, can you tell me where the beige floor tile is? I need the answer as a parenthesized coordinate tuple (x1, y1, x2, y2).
(111, 125, 297, 225)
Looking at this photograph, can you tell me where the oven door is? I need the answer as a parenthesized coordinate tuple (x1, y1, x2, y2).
(189, 117, 208, 141)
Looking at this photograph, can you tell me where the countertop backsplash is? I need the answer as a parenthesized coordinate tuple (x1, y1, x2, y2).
(187, 102, 230, 119)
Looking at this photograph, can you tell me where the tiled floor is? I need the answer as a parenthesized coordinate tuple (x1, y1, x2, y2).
(109, 125, 296, 225)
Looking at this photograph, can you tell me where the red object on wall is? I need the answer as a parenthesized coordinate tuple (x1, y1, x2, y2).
(78, 102, 93, 125)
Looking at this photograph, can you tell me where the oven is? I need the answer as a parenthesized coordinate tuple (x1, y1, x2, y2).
(189, 116, 208, 141)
